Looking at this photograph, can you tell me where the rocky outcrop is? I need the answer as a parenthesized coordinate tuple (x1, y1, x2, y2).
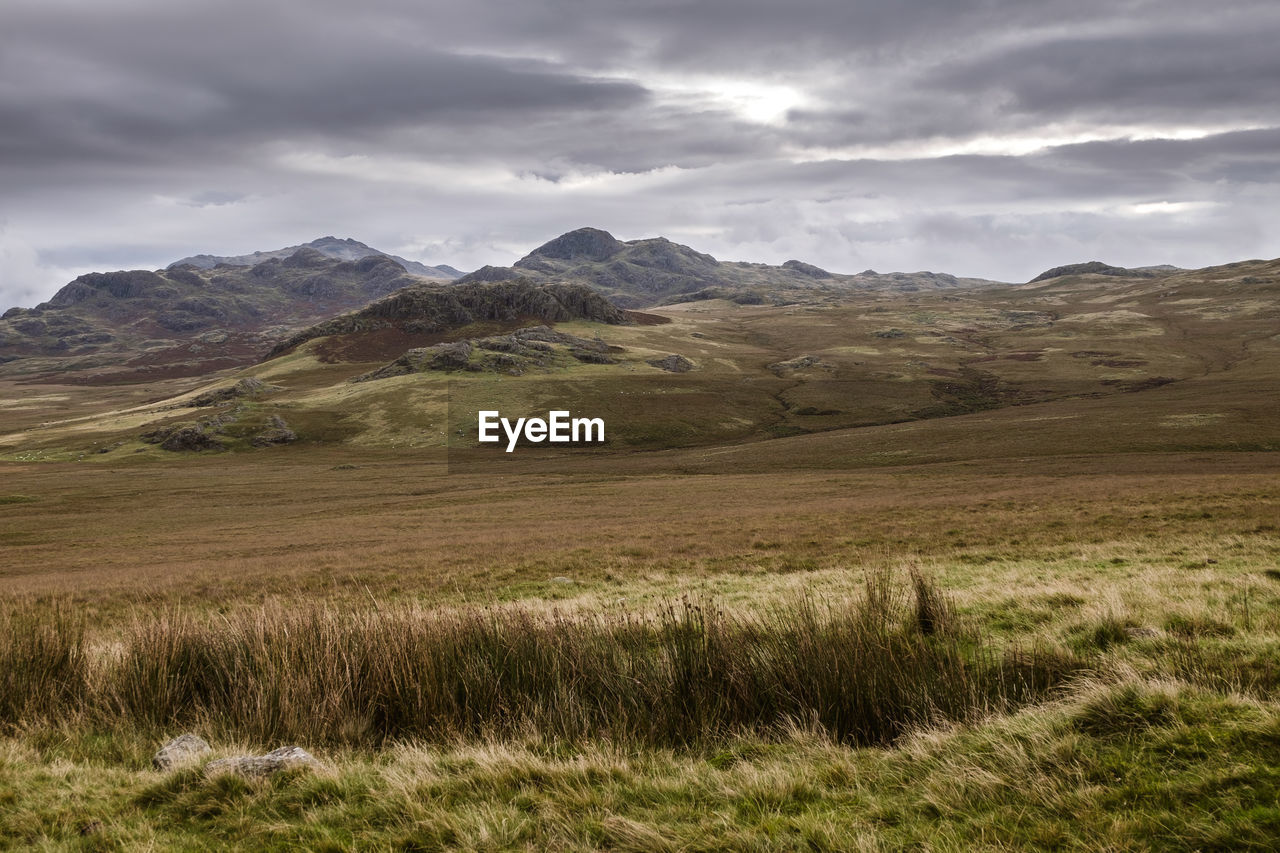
(353, 341, 475, 381)
(153, 734, 212, 770)
(142, 407, 294, 450)
(509, 325, 600, 347)
(146, 424, 226, 452)
(646, 354, 694, 373)
(272, 280, 626, 358)
(353, 325, 623, 382)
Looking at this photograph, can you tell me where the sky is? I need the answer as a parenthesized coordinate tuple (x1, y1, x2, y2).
(3, 0, 1280, 309)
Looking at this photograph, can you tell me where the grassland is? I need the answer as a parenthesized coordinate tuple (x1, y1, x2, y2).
(1, 263, 1279, 849)
(2, 445, 1277, 849)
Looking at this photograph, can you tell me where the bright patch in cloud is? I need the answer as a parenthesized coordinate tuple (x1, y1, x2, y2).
(786, 123, 1273, 163)
(1124, 200, 1221, 216)
(645, 75, 809, 125)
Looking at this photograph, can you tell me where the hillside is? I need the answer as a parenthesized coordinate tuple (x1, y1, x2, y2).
(458, 227, 1006, 308)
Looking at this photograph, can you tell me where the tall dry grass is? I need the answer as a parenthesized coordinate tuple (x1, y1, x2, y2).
(0, 602, 86, 723)
(0, 573, 1080, 748)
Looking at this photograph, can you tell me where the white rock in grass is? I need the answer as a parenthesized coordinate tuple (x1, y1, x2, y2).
(205, 746, 320, 778)
(153, 733, 212, 770)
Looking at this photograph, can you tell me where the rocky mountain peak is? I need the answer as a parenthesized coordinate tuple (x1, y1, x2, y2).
(520, 227, 625, 263)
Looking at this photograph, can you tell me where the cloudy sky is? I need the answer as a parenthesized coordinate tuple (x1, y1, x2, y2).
(3, 0, 1280, 308)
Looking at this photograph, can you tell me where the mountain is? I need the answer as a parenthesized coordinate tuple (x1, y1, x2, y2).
(1028, 261, 1184, 283)
(455, 227, 1006, 308)
(0, 249, 430, 382)
(170, 236, 462, 281)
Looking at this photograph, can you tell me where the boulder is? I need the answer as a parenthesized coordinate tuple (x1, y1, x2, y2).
(205, 746, 320, 778)
(153, 733, 212, 770)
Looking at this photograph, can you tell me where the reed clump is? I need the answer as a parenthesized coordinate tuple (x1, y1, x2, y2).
(0, 572, 1080, 748)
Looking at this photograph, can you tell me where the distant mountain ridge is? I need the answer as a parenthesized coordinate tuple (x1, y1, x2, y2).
(170, 236, 462, 281)
(0, 249, 432, 381)
(1029, 261, 1183, 283)
(457, 227, 1006, 308)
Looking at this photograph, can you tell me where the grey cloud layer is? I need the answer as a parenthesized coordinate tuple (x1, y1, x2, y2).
(2, 0, 1278, 307)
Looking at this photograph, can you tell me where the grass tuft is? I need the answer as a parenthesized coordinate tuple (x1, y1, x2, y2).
(1073, 683, 1179, 738)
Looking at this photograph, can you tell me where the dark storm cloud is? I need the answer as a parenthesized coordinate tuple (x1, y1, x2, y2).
(0, 34, 648, 170)
(2, 0, 1279, 308)
(931, 27, 1280, 123)
(400, 0, 1159, 72)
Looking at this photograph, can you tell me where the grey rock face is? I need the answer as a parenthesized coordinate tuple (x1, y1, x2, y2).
(153, 733, 212, 770)
(205, 746, 320, 778)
